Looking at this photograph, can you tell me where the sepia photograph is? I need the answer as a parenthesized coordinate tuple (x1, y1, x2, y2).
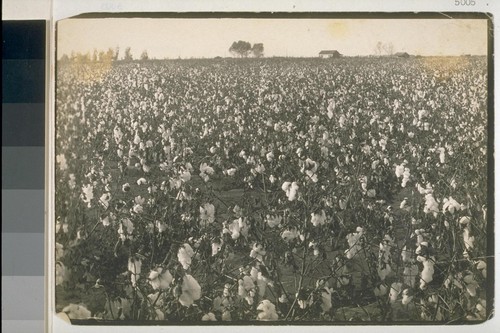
(53, 13, 492, 325)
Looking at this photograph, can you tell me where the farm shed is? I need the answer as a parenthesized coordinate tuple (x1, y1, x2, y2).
(319, 50, 342, 58)
(394, 52, 410, 58)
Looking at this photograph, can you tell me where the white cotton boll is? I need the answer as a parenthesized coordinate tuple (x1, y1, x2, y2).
(224, 168, 237, 176)
(321, 287, 333, 312)
(282, 181, 299, 201)
(477, 260, 487, 278)
(250, 243, 266, 262)
(178, 244, 195, 270)
(200, 163, 214, 174)
(61, 304, 92, 320)
(256, 300, 279, 321)
(179, 274, 201, 307)
(395, 164, 405, 178)
(81, 184, 94, 207)
(137, 177, 147, 185)
(374, 284, 388, 297)
(459, 216, 471, 225)
(438, 147, 446, 164)
(463, 274, 479, 297)
(99, 193, 111, 210)
(199, 203, 215, 225)
(180, 170, 191, 182)
(310, 210, 327, 227)
(55, 262, 66, 286)
(404, 264, 419, 288)
(228, 219, 240, 240)
(378, 264, 391, 281)
(417, 256, 435, 290)
(339, 199, 347, 210)
(402, 289, 413, 305)
(149, 267, 173, 290)
(211, 241, 222, 256)
(424, 194, 439, 215)
(463, 227, 475, 250)
(389, 282, 403, 302)
(281, 229, 299, 242)
(133, 132, 141, 145)
(128, 257, 142, 287)
(202, 312, 217, 321)
(266, 214, 282, 228)
(401, 168, 411, 187)
(266, 151, 274, 162)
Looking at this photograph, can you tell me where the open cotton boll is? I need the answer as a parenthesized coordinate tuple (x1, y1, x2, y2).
(282, 181, 299, 201)
(61, 304, 92, 319)
(310, 210, 327, 227)
(201, 312, 217, 321)
(199, 203, 215, 225)
(256, 300, 279, 321)
(389, 282, 403, 302)
(266, 214, 282, 228)
(178, 244, 195, 270)
(395, 163, 405, 178)
(128, 257, 142, 287)
(442, 197, 461, 214)
(374, 284, 388, 297)
(463, 227, 475, 250)
(476, 260, 487, 278)
(402, 289, 413, 305)
(148, 267, 173, 290)
(179, 274, 201, 307)
(417, 256, 435, 290)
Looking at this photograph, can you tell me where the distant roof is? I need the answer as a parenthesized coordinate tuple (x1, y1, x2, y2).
(319, 50, 341, 54)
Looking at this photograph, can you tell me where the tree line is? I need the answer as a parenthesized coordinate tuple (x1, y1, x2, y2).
(59, 47, 150, 63)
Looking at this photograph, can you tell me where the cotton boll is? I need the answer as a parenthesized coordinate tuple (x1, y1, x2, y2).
(463, 227, 475, 250)
(395, 164, 405, 178)
(389, 282, 403, 302)
(201, 312, 217, 321)
(310, 210, 327, 227)
(178, 244, 195, 270)
(402, 289, 413, 305)
(374, 284, 388, 297)
(179, 274, 201, 307)
(61, 304, 92, 319)
(256, 300, 278, 321)
(148, 267, 173, 290)
(128, 257, 142, 287)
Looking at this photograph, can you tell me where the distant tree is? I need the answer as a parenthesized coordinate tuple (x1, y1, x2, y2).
(251, 43, 264, 58)
(123, 47, 133, 61)
(229, 40, 252, 58)
(106, 48, 115, 62)
(140, 50, 149, 61)
(75, 51, 91, 63)
(383, 42, 394, 56)
(374, 41, 383, 56)
(59, 54, 70, 63)
(113, 47, 120, 61)
(92, 49, 98, 62)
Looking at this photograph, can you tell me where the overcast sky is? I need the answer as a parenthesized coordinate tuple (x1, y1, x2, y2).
(57, 18, 488, 59)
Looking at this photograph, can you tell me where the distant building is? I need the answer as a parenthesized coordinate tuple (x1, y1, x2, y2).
(394, 52, 410, 58)
(319, 50, 342, 58)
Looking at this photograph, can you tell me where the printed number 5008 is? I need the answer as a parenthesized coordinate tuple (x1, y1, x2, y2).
(455, 0, 476, 5)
